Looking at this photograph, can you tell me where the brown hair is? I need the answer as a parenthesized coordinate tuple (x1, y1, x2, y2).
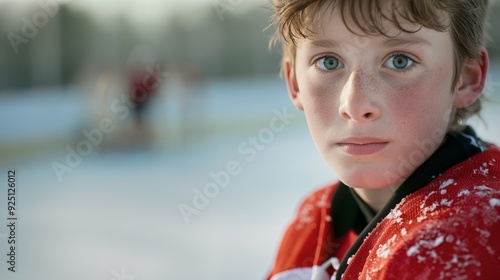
(269, 0, 490, 127)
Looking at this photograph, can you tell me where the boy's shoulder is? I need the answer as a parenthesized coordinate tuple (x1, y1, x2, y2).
(388, 145, 500, 248)
(284, 182, 338, 236)
(295, 183, 337, 214)
(397, 145, 500, 232)
(266, 182, 340, 280)
(407, 144, 500, 211)
(345, 146, 500, 279)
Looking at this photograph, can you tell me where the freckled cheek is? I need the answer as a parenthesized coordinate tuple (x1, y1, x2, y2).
(388, 85, 424, 119)
(300, 79, 341, 125)
(388, 75, 452, 127)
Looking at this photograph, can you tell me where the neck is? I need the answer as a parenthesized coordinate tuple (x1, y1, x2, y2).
(352, 182, 401, 212)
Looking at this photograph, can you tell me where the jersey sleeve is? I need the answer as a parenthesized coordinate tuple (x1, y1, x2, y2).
(373, 217, 500, 280)
(265, 184, 337, 280)
(358, 185, 500, 280)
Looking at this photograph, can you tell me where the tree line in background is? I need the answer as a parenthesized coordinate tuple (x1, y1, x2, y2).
(0, 2, 498, 91)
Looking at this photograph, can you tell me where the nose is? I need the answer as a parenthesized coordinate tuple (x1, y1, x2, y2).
(338, 70, 381, 122)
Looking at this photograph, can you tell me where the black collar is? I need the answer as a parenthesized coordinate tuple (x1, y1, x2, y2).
(331, 182, 375, 237)
(333, 126, 486, 279)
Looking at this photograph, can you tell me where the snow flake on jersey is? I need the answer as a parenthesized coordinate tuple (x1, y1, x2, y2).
(472, 159, 496, 176)
(386, 208, 403, 224)
(404, 226, 483, 278)
(415, 179, 460, 223)
(439, 254, 481, 277)
(385, 197, 407, 225)
(295, 203, 315, 230)
(457, 189, 470, 197)
(376, 234, 397, 259)
(474, 185, 494, 197)
(490, 198, 500, 207)
(439, 179, 455, 189)
(403, 176, 500, 278)
(295, 188, 332, 231)
(366, 233, 407, 277)
(416, 179, 454, 206)
(406, 235, 444, 258)
(414, 176, 500, 226)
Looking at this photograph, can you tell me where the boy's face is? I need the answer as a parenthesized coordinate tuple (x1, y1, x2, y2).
(285, 9, 476, 189)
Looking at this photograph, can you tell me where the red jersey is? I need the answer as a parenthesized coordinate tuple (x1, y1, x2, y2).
(266, 131, 500, 280)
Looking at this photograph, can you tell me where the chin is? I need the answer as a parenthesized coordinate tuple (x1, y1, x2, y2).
(341, 178, 389, 189)
(336, 168, 403, 189)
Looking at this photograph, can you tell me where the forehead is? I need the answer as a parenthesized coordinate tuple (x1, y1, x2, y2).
(297, 3, 449, 50)
(289, 0, 451, 45)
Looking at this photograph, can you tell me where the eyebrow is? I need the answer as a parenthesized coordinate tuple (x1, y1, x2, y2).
(307, 36, 431, 49)
(308, 39, 342, 49)
(382, 37, 432, 48)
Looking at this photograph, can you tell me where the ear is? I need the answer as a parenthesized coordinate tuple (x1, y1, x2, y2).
(454, 47, 489, 108)
(284, 60, 304, 111)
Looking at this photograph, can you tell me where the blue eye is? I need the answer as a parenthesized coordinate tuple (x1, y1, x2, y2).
(385, 54, 414, 70)
(315, 56, 343, 71)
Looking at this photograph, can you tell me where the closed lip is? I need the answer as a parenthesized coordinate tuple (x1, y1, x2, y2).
(336, 137, 389, 155)
(336, 137, 389, 145)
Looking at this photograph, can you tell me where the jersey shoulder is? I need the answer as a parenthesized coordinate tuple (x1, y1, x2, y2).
(360, 147, 500, 279)
(266, 183, 338, 279)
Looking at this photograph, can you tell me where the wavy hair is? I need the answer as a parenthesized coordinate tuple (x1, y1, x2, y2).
(269, 0, 490, 128)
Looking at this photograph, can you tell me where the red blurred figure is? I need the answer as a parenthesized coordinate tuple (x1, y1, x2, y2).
(126, 61, 165, 149)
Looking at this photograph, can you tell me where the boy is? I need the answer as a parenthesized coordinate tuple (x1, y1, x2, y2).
(266, 0, 500, 279)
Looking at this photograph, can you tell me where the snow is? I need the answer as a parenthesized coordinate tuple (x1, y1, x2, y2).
(376, 235, 397, 259)
(474, 185, 494, 197)
(406, 235, 444, 257)
(420, 190, 437, 209)
(440, 199, 453, 207)
(406, 245, 420, 257)
(489, 198, 500, 207)
(473, 162, 491, 176)
(386, 208, 403, 224)
(433, 235, 445, 247)
(417, 216, 427, 223)
(474, 185, 493, 191)
(0, 77, 336, 280)
(457, 189, 470, 197)
(439, 179, 455, 189)
(445, 235, 454, 243)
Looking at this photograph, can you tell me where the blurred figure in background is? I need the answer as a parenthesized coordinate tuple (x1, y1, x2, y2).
(126, 59, 164, 149)
(74, 46, 167, 152)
